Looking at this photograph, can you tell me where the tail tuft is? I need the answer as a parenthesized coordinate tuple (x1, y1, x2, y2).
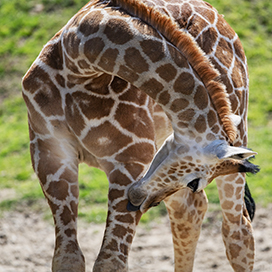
(244, 182, 255, 221)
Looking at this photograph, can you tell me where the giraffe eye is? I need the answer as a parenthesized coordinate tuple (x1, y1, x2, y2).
(149, 202, 160, 208)
(187, 178, 200, 193)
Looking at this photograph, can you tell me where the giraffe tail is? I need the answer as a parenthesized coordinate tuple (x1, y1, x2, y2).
(244, 182, 255, 221)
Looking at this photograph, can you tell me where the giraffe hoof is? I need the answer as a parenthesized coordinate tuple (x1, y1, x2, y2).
(127, 201, 141, 211)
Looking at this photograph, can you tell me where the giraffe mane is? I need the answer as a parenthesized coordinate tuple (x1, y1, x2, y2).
(111, 0, 237, 142)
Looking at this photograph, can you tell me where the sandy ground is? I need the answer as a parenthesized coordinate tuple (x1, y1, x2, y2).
(0, 202, 271, 272)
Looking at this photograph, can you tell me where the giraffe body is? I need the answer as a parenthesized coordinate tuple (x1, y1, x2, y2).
(22, 0, 258, 271)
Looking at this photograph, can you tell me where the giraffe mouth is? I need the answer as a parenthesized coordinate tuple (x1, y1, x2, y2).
(127, 201, 141, 212)
(126, 200, 161, 212)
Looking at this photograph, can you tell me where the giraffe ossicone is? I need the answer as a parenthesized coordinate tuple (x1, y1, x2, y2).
(127, 137, 258, 213)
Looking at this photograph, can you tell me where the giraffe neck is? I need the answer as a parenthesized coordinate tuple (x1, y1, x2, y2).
(111, 0, 237, 142)
(54, 3, 227, 148)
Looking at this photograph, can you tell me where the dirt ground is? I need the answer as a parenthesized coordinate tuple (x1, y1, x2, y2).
(0, 202, 271, 272)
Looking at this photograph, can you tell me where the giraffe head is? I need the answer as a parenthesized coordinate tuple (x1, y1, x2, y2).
(127, 134, 259, 213)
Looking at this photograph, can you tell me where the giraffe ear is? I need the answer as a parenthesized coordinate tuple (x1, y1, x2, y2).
(142, 133, 174, 181)
(204, 140, 257, 160)
(218, 145, 257, 160)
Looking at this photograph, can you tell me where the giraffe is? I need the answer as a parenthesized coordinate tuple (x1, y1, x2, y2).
(21, 0, 259, 271)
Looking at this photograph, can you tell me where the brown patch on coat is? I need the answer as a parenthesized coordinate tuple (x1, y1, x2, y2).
(71, 91, 114, 120)
(111, 76, 128, 93)
(104, 18, 134, 44)
(109, 170, 132, 186)
(46, 180, 69, 200)
(156, 63, 177, 82)
(170, 98, 189, 112)
(194, 114, 207, 133)
(215, 38, 234, 69)
(39, 40, 63, 70)
(63, 32, 81, 59)
(140, 39, 165, 63)
(79, 10, 103, 36)
(82, 121, 132, 157)
(125, 163, 145, 180)
(61, 205, 75, 225)
(115, 103, 154, 138)
(194, 85, 208, 110)
(173, 72, 195, 95)
(65, 94, 86, 136)
(84, 73, 112, 95)
(84, 37, 105, 63)
(115, 143, 154, 164)
(115, 214, 134, 224)
(98, 48, 119, 73)
(140, 78, 164, 99)
(23, 94, 50, 135)
(124, 47, 149, 73)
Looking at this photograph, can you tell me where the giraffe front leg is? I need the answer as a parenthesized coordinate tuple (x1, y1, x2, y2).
(30, 133, 85, 272)
(93, 167, 142, 272)
(164, 188, 208, 272)
(216, 174, 255, 272)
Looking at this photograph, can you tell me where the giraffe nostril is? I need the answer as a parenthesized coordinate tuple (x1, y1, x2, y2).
(187, 178, 200, 192)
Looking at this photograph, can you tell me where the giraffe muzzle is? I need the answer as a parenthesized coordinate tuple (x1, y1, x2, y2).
(126, 183, 148, 212)
(126, 182, 164, 212)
